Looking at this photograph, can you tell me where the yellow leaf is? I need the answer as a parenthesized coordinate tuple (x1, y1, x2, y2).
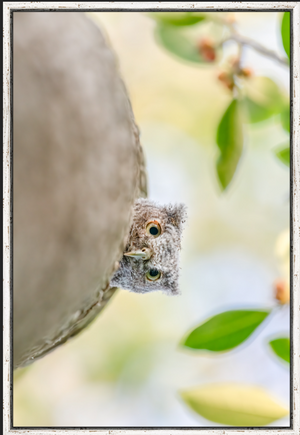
(180, 383, 289, 426)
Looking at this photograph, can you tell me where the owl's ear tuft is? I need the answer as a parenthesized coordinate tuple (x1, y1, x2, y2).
(166, 203, 187, 229)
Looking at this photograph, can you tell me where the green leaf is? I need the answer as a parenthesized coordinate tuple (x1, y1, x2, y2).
(244, 76, 285, 124)
(243, 96, 274, 123)
(269, 338, 290, 363)
(216, 99, 243, 190)
(154, 24, 211, 64)
(148, 12, 206, 27)
(182, 309, 270, 352)
(281, 12, 290, 60)
(275, 143, 290, 166)
(180, 383, 289, 426)
(281, 105, 290, 132)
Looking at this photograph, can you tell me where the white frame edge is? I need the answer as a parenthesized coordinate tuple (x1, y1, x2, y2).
(3, 2, 300, 434)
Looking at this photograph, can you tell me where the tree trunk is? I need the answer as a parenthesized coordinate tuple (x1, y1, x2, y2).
(13, 12, 147, 369)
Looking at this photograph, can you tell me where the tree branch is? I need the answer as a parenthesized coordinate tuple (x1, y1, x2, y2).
(229, 34, 289, 67)
(208, 13, 289, 67)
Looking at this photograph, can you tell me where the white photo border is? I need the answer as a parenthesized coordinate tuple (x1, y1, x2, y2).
(3, 2, 300, 434)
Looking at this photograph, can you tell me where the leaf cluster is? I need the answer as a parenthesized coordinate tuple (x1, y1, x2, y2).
(149, 12, 290, 190)
(179, 308, 290, 426)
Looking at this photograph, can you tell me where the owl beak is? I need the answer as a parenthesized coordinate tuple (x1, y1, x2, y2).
(124, 248, 152, 260)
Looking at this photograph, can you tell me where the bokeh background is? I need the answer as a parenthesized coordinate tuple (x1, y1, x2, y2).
(13, 11, 290, 427)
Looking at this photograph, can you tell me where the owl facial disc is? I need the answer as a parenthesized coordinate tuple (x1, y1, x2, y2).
(110, 198, 187, 295)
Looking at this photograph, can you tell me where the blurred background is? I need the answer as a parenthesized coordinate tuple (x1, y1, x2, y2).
(13, 11, 290, 427)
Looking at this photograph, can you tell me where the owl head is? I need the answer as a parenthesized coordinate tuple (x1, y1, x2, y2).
(110, 198, 187, 295)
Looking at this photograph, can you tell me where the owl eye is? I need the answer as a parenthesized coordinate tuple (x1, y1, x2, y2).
(146, 268, 161, 281)
(146, 221, 161, 237)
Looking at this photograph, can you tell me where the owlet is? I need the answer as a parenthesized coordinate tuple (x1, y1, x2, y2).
(110, 198, 187, 295)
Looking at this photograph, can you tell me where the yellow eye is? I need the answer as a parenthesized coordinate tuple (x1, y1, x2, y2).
(146, 268, 161, 281)
(146, 220, 161, 237)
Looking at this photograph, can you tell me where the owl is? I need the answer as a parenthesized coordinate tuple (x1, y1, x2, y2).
(110, 198, 187, 295)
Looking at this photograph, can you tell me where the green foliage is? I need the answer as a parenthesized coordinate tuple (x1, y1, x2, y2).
(180, 383, 289, 426)
(182, 309, 270, 352)
(154, 24, 210, 64)
(149, 12, 206, 27)
(216, 99, 243, 190)
(281, 12, 290, 60)
(150, 12, 290, 190)
(180, 306, 289, 425)
(275, 144, 290, 166)
(243, 96, 273, 124)
(269, 337, 290, 363)
(243, 76, 285, 123)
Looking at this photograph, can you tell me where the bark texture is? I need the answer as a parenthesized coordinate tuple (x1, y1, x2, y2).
(13, 12, 147, 369)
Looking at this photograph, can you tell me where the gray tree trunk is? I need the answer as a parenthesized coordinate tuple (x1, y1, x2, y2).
(13, 12, 147, 369)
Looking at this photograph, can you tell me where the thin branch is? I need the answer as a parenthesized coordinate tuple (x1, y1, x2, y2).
(229, 34, 289, 67)
(206, 13, 289, 67)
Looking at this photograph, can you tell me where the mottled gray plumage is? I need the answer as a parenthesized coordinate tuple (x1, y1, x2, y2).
(110, 198, 187, 295)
